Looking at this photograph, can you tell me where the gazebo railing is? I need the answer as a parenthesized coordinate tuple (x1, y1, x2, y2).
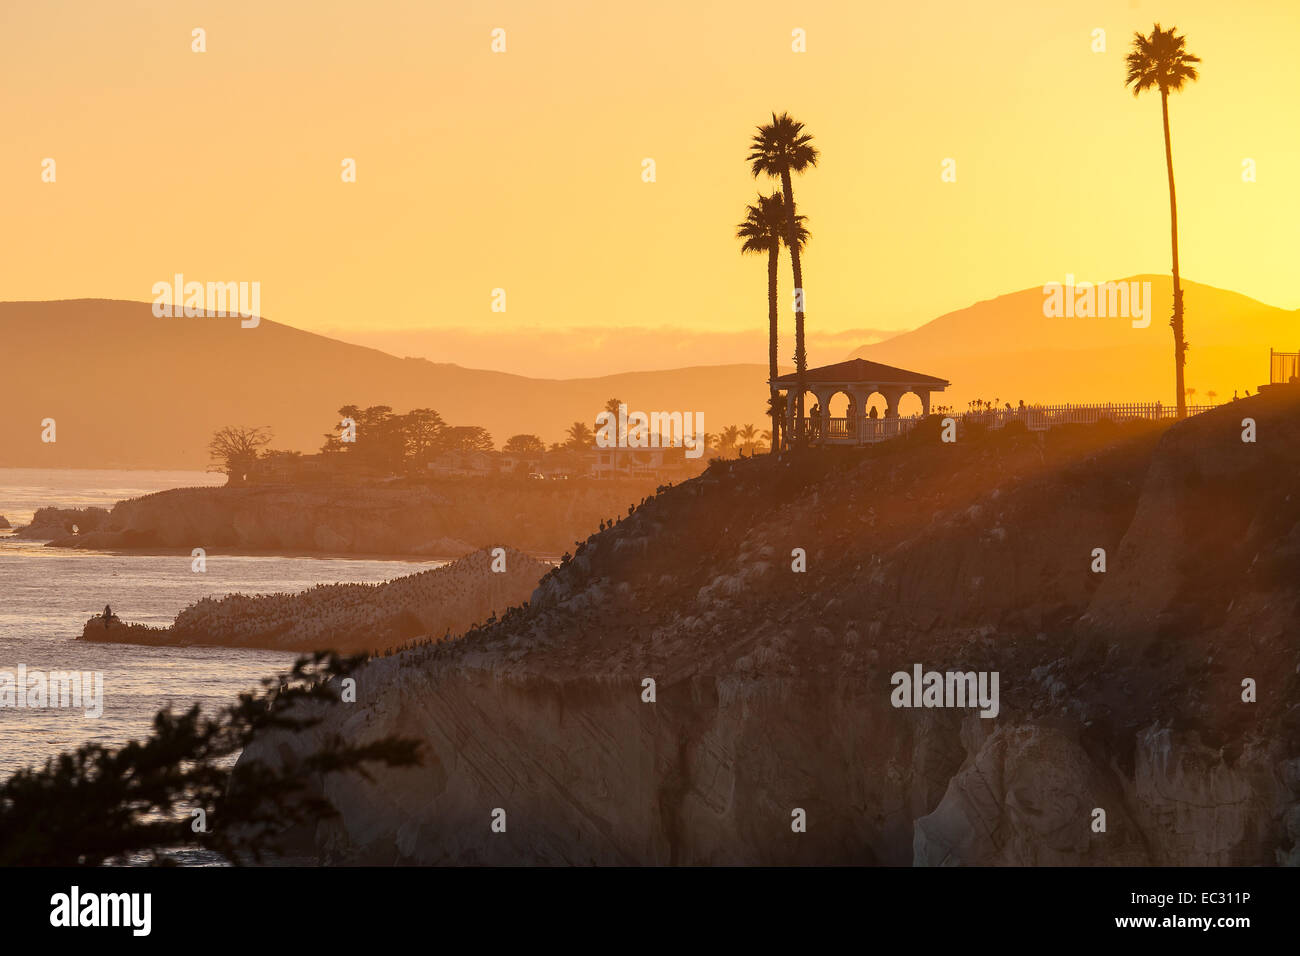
(824, 417, 851, 439)
(803, 415, 923, 443)
(1271, 350, 1300, 385)
(964, 402, 1221, 431)
(798, 401, 1226, 446)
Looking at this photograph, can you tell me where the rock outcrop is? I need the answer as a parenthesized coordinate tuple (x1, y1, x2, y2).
(13, 506, 110, 539)
(78, 547, 550, 654)
(40, 480, 663, 557)
(80, 616, 175, 646)
(241, 389, 1300, 865)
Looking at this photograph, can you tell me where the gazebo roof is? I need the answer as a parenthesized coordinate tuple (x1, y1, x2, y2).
(772, 358, 949, 388)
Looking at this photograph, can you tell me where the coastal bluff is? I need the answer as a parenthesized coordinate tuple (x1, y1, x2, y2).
(242, 390, 1300, 865)
(35, 479, 662, 557)
(78, 546, 549, 654)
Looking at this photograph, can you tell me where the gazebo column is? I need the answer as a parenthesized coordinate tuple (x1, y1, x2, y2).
(811, 387, 835, 441)
(919, 390, 932, 417)
(881, 387, 905, 419)
(847, 386, 869, 442)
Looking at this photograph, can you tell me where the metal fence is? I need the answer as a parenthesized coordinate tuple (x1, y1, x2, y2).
(964, 402, 1221, 432)
(802, 401, 1224, 445)
(1271, 350, 1300, 385)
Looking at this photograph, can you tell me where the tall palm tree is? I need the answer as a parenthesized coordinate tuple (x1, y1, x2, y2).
(1126, 24, 1199, 419)
(602, 397, 624, 473)
(737, 192, 808, 453)
(765, 393, 787, 450)
(739, 423, 757, 454)
(566, 421, 594, 450)
(749, 112, 818, 441)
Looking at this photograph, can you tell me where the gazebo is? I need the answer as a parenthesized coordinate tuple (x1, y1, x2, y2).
(770, 358, 951, 445)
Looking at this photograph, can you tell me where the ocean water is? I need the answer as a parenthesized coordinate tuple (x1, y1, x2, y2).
(0, 469, 442, 783)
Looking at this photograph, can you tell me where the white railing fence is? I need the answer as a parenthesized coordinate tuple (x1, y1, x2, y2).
(799, 401, 1224, 444)
(961, 402, 1220, 432)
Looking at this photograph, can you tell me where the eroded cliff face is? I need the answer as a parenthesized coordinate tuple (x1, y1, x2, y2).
(243, 390, 1300, 865)
(914, 722, 1294, 866)
(42, 479, 661, 557)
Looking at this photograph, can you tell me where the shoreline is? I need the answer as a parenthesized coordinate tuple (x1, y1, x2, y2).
(1, 535, 561, 566)
(7, 476, 659, 559)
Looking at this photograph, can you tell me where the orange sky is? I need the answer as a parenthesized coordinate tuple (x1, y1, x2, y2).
(2, 0, 1297, 375)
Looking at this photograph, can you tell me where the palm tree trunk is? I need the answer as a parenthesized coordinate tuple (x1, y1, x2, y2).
(781, 171, 807, 443)
(1161, 89, 1187, 419)
(767, 246, 781, 452)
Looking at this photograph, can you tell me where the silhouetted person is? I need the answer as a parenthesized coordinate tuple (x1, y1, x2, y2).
(103, 604, 113, 629)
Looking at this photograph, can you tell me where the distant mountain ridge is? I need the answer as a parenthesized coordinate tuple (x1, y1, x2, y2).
(847, 276, 1297, 407)
(4, 279, 1291, 469)
(1, 300, 776, 469)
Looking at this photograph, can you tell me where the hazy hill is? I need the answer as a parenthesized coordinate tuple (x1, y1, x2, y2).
(6, 279, 1292, 469)
(0, 300, 773, 469)
(848, 276, 1298, 408)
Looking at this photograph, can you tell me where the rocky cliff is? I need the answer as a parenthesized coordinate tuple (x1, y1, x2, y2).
(79, 547, 550, 654)
(38, 479, 662, 557)
(241, 389, 1300, 865)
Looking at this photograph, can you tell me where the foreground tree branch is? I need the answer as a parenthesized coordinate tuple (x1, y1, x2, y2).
(0, 652, 420, 866)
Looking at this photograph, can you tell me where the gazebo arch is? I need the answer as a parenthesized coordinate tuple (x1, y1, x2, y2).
(769, 358, 950, 446)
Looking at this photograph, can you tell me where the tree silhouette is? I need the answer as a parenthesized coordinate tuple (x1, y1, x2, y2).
(503, 434, 546, 455)
(207, 425, 272, 485)
(0, 653, 420, 866)
(749, 113, 819, 442)
(737, 192, 807, 454)
(402, 407, 447, 466)
(602, 397, 624, 472)
(566, 421, 594, 450)
(1126, 24, 1200, 418)
(440, 425, 494, 453)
